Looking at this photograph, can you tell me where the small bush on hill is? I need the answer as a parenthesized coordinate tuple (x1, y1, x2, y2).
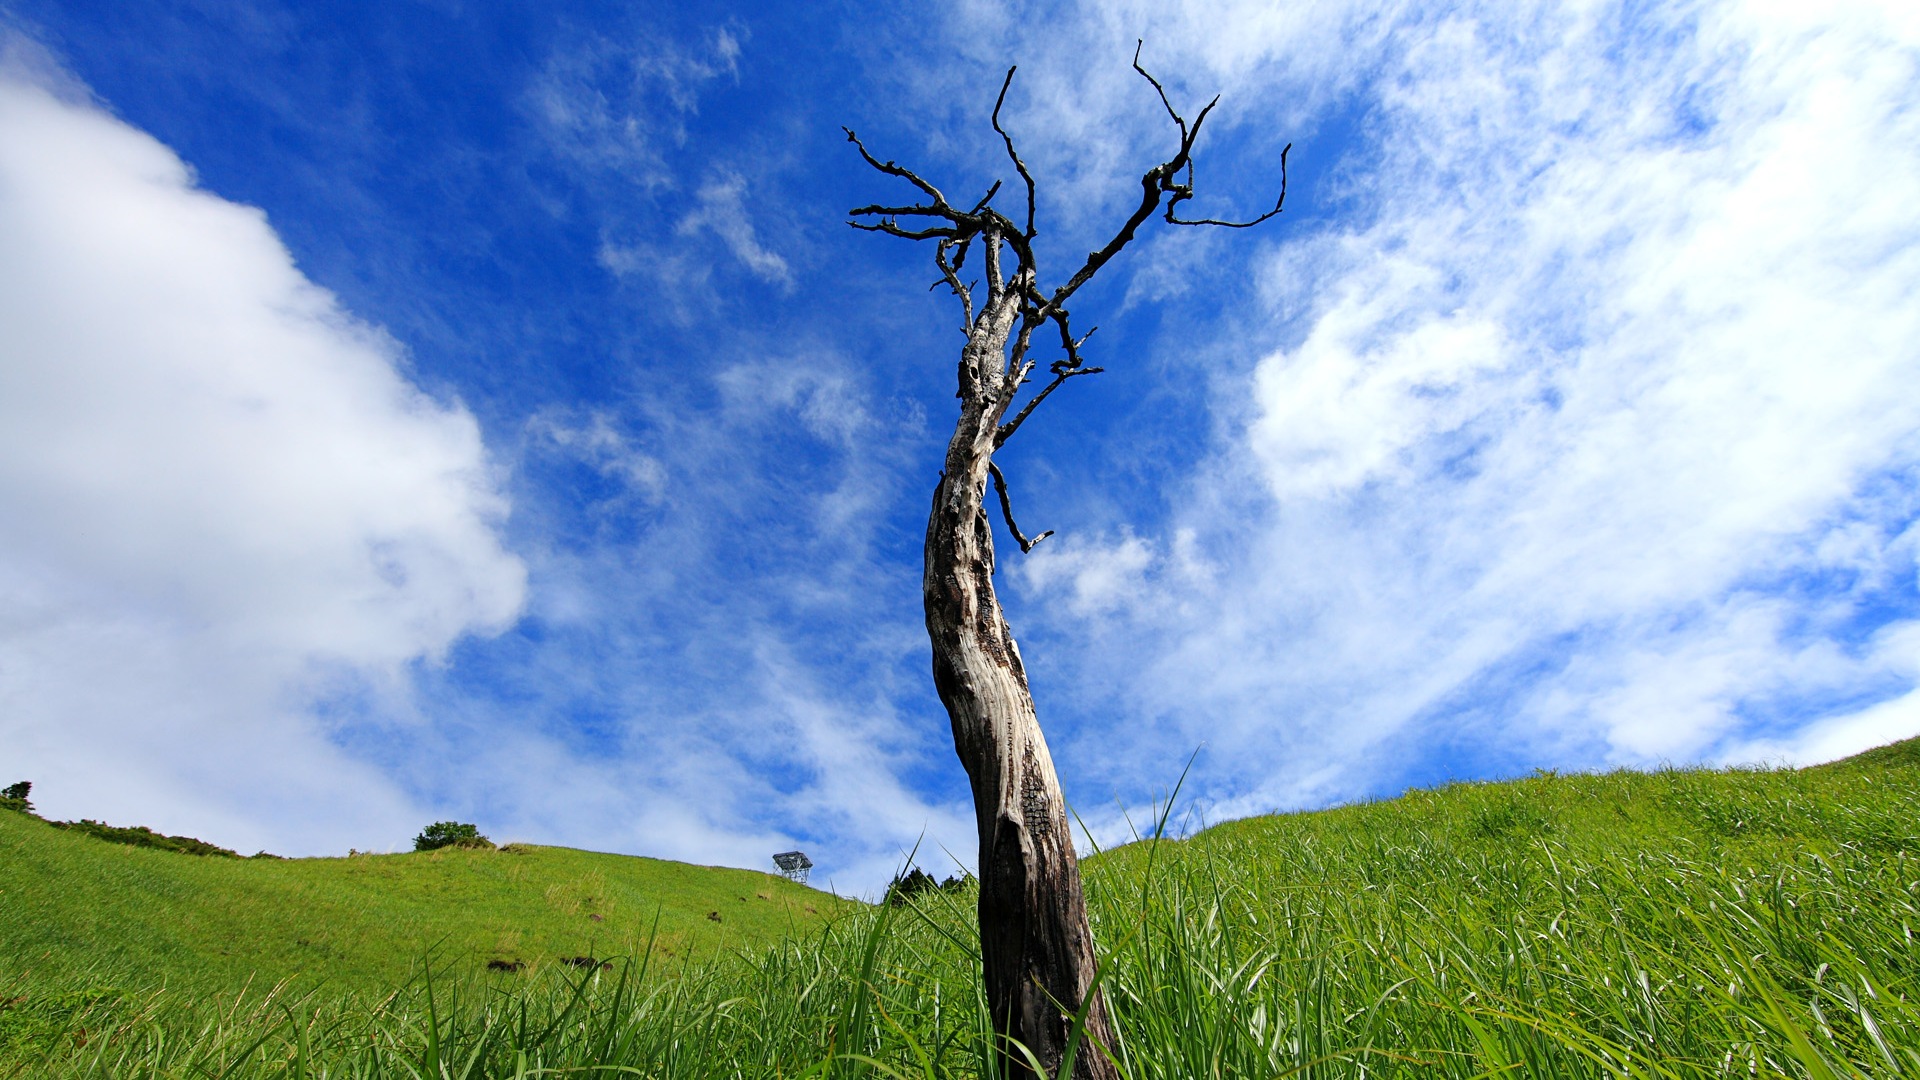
(413, 821, 492, 851)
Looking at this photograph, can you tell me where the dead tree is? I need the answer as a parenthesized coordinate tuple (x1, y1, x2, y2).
(846, 46, 1287, 1080)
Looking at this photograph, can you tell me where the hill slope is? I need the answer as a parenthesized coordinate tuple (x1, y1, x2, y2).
(1161, 733, 1919, 867)
(4, 739, 1917, 1076)
(1068, 737, 1920, 1077)
(0, 809, 844, 998)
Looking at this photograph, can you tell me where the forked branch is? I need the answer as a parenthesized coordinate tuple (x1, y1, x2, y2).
(1165, 142, 1290, 228)
(997, 363, 1103, 448)
(848, 45, 1290, 526)
(844, 127, 950, 209)
(992, 67, 1038, 241)
(934, 238, 975, 327)
(989, 462, 1053, 554)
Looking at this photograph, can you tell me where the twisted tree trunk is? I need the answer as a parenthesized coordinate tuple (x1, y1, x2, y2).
(844, 48, 1288, 1080)
(923, 296, 1118, 1080)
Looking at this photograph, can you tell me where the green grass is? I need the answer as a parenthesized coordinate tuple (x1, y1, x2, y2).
(0, 808, 844, 1003)
(5, 738, 1918, 1077)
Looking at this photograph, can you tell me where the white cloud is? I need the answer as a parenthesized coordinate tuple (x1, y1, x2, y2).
(533, 23, 791, 304)
(527, 407, 666, 501)
(0, 47, 526, 852)
(677, 172, 792, 288)
(987, 0, 1920, 815)
(527, 25, 742, 184)
(1720, 619, 1920, 765)
(1021, 532, 1155, 618)
(598, 169, 794, 308)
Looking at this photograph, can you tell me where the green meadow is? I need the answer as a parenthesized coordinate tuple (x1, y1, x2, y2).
(0, 811, 841, 1000)
(4, 741, 1918, 1077)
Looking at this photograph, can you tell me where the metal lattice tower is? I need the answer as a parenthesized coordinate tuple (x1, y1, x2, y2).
(772, 850, 813, 885)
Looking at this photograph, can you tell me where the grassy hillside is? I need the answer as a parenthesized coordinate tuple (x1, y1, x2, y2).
(6, 739, 1917, 1077)
(1080, 749, 1920, 1077)
(0, 807, 843, 1001)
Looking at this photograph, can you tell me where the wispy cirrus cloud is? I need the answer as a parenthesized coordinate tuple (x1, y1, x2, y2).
(968, 0, 1920, 836)
(530, 23, 796, 297)
(527, 24, 742, 184)
(678, 172, 793, 288)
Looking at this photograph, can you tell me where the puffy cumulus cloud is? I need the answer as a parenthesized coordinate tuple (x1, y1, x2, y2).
(0, 46, 526, 853)
(997, 1, 1920, 823)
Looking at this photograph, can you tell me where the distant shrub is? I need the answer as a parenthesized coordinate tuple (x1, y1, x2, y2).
(413, 821, 492, 852)
(56, 819, 240, 858)
(0, 781, 30, 815)
(885, 866, 969, 906)
(0, 786, 242, 856)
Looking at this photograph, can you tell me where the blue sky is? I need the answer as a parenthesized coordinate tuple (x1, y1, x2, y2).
(2, 0, 1917, 893)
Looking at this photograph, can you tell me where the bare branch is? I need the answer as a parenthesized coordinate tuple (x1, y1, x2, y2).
(983, 223, 1005, 303)
(1043, 167, 1165, 312)
(1132, 40, 1187, 141)
(848, 47, 1289, 441)
(968, 181, 1003, 216)
(1040, 52, 1280, 314)
(844, 127, 950, 208)
(988, 462, 1053, 554)
(991, 67, 1038, 241)
(935, 238, 975, 327)
(1166, 143, 1290, 228)
(848, 203, 954, 219)
(995, 365, 1104, 447)
(1052, 314, 1097, 370)
(1038, 48, 1206, 313)
(1006, 307, 1038, 383)
(848, 220, 959, 241)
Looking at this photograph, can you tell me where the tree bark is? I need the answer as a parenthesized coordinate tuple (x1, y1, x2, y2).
(848, 54, 1285, 1077)
(924, 306, 1119, 1080)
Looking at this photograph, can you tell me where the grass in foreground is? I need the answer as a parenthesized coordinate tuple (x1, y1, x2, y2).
(6, 741, 1918, 1077)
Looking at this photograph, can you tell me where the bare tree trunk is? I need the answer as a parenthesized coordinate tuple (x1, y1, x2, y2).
(847, 49, 1288, 1079)
(924, 314, 1119, 1080)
